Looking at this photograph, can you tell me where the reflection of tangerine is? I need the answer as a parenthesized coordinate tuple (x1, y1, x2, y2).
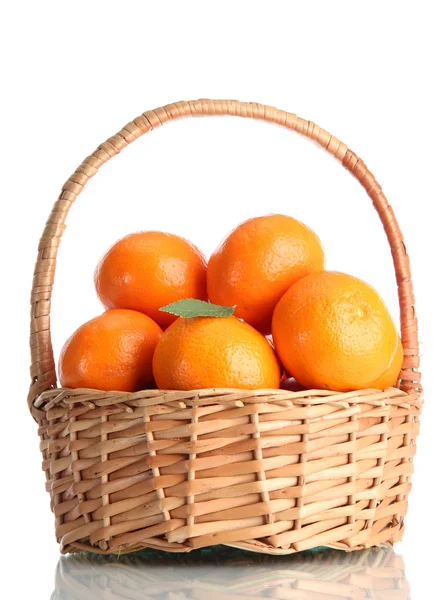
(153, 316, 280, 390)
(94, 231, 207, 328)
(207, 214, 325, 334)
(273, 271, 403, 391)
(59, 309, 162, 392)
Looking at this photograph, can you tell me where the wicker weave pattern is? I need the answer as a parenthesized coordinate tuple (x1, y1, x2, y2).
(30, 100, 422, 555)
(38, 387, 420, 554)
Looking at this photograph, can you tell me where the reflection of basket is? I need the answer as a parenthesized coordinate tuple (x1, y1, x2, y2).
(29, 100, 423, 555)
(53, 547, 410, 599)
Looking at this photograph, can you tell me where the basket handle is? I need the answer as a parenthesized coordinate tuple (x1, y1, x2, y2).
(28, 99, 421, 409)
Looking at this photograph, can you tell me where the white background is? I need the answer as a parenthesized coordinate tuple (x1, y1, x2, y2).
(1, 1, 439, 597)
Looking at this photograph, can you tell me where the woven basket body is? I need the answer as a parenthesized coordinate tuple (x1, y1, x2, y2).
(29, 100, 422, 555)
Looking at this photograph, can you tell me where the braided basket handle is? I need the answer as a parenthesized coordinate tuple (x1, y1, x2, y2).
(28, 99, 421, 408)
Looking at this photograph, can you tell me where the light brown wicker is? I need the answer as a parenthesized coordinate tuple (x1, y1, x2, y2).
(29, 99, 422, 555)
(53, 547, 410, 599)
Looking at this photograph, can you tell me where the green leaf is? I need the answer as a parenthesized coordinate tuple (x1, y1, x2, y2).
(159, 299, 236, 318)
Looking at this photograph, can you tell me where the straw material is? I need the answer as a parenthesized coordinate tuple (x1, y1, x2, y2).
(29, 100, 422, 555)
(53, 547, 410, 599)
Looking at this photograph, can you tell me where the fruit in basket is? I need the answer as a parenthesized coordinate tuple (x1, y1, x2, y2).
(207, 214, 324, 334)
(152, 307, 281, 390)
(280, 377, 306, 392)
(94, 231, 207, 328)
(272, 271, 403, 392)
(59, 309, 162, 392)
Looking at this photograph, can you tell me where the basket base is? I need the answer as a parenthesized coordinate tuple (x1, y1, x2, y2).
(60, 525, 403, 556)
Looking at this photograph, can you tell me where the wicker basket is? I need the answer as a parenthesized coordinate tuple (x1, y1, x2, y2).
(53, 547, 410, 599)
(29, 99, 422, 555)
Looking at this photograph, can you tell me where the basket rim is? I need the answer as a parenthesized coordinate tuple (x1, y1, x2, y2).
(33, 384, 423, 416)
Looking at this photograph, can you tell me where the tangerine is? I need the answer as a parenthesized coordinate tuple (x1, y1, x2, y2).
(272, 271, 403, 391)
(153, 316, 280, 390)
(95, 231, 207, 328)
(207, 214, 324, 334)
(59, 309, 162, 392)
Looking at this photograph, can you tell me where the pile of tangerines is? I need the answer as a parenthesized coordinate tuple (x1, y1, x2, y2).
(59, 214, 403, 394)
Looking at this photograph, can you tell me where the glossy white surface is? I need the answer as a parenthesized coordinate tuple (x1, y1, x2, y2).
(52, 547, 410, 599)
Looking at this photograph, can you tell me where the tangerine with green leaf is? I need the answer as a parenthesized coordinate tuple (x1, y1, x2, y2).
(153, 299, 280, 390)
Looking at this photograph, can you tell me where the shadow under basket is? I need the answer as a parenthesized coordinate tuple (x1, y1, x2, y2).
(28, 99, 423, 555)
